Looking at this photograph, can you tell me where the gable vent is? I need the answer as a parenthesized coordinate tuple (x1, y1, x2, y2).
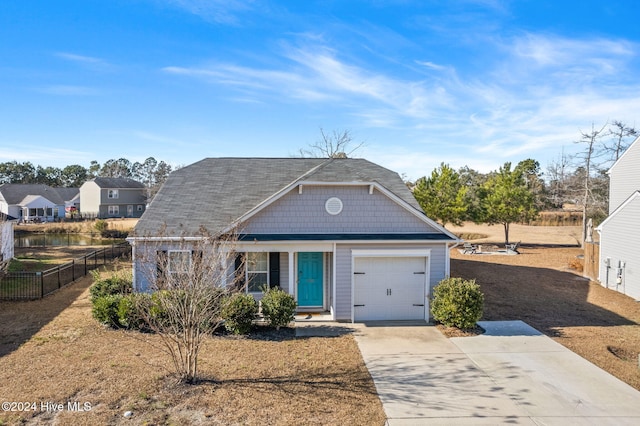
(325, 197, 343, 215)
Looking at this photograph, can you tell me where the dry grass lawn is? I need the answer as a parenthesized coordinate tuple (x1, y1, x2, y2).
(0, 271, 384, 425)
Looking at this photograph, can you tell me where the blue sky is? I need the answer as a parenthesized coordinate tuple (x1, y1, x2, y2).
(1, 0, 639, 180)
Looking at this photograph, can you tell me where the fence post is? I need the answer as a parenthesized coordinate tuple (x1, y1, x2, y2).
(72, 259, 75, 281)
(57, 266, 61, 289)
(39, 272, 44, 299)
(84, 256, 87, 275)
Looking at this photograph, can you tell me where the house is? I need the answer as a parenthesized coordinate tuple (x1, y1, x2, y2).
(597, 136, 640, 300)
(0, 184, 78, 222)
(129, 158, 459, 322)
(79, 178, 146, 219)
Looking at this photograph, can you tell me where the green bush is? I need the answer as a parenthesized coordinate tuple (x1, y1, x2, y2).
(94, 219, 108, 233)
(431, 277, 484, 329)
(89, 269, 132, 300)
(117, 293, 149, 330)
(92, 294, 124, 327)
(221, 293, 258, 334)
(260, 288, 297, 330)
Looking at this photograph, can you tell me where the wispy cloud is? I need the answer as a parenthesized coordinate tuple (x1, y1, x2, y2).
(0, 145, 92, 165)
(162, 30, 640, 175)
(160, 0, 255, 25)
(35, 85, 101, 96)
(54, 52, 115, 71)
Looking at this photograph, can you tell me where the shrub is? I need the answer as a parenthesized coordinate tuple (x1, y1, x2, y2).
(260, 288, 297, 330)
(117, 293, 149, 330)
(94, 219, 108, 233)
(89, 268, 132, 300)
(221, 293, 258, 334)
(92, 294, 124, 327)
(431, 277, 484, 329)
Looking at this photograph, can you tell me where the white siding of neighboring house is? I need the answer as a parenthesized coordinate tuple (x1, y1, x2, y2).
(598, 192, 640, 300)
(608, 136, 640, 214)
(1, 220, 14, 263)
(79, 181, 102, 217)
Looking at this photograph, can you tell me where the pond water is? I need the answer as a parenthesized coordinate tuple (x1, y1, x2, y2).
(14, 233, 124, 247)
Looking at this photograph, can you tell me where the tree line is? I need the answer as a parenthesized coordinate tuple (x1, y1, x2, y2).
(412, 120, 637, 245)
(0, 157, 173, 197)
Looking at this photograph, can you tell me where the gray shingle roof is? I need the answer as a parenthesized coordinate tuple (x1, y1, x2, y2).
(134, 158, 424, 237)
(91, 177, 145, 189)
(0, 184, 68, 205)
(52, 187, 80, 202)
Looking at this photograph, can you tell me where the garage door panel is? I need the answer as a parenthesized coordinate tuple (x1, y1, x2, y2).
(354, 256, 427, 321)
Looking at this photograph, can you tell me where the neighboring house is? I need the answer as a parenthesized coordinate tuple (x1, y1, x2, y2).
(80, 178, 146, 219)
(597, 135, 640, 300)
(0, 184, 78, 222)
(1, 214, 15, 265)
(55, 187, 81, 216)
(129, 158, 459, 322)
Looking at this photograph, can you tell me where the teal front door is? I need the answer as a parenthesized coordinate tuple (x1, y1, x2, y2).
(298, 252, 323, 307)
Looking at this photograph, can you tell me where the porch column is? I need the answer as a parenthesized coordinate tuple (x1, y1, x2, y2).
(288, 251, 295, 295)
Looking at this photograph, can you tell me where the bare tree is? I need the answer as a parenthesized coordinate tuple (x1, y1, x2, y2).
(299, 128, 364, 158)
(133, 227, 244, 384)
(574, 123, 608, 245)
(606, 120, 637, 163)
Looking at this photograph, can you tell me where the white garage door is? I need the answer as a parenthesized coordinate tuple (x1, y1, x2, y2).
(353, 256, 427, 321)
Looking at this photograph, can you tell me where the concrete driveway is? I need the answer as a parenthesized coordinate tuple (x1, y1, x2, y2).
(349, 320, 640, 425)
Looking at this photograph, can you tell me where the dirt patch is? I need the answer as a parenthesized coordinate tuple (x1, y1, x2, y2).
(0, 269, 385, 425)
(451, 245, 640, 391)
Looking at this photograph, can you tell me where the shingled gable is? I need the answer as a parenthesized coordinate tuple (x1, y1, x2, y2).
(0, 184, 67, 205)
(133, 157, 448, 238)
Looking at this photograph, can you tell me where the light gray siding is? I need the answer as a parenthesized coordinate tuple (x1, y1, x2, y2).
(279, 252, 289, 293)
(245, 185, 438, 234)
(609, 137, 640, 213)
(599, 194, 640, 300)
(333, 242, 449, 320)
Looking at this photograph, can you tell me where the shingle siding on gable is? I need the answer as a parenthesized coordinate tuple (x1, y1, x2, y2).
(244, 186, 436, 234)
(609, 137, 640, 214)
(599, 194, 640, 300)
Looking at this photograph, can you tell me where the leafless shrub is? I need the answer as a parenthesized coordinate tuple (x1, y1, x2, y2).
(133, 227, 245, 384)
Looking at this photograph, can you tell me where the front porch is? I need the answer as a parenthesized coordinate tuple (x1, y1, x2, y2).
(233, 242, 336, 321)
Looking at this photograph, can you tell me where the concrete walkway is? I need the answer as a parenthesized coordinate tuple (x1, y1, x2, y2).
(298, 320, 640, 425)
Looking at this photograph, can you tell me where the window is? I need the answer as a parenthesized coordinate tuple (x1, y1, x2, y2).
(108, 205, 119, 215)
(246, 252, 268, 292)
(108, 189, 119, 199)
(137, 205, 144, 211)
(168, 250, 191, 274)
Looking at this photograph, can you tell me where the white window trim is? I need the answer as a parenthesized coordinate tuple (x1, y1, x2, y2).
(246, 252, 269, 293)
(168, 250, 192, 274)
(108, 205, 119, 215)
(107, 189, 119, 199)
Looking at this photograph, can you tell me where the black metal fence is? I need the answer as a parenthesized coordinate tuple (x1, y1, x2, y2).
(0, 243, 131, 300)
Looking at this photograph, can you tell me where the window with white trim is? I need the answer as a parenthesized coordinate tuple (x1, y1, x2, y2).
(246, 252, 268, 292)
(108, 189, 119, 199)
(168, 250, 191, 275)
(108, 205, 119, 215)
(137, 205, 144, 211)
